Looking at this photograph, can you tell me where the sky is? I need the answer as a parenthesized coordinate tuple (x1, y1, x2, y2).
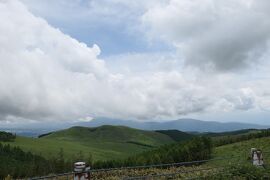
(0, 0, 270, 127)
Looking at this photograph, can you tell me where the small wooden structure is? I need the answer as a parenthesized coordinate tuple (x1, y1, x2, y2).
(74, 162, 91, 180)
(251, 148, 264, 166)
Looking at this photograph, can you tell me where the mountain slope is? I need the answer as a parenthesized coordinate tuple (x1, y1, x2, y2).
(42, 125, 174, 148)
(4, 125, 178, 161)
(209, 136, 270, 167)
(155, 130, 195, 142)
(78, 118, 267, 132)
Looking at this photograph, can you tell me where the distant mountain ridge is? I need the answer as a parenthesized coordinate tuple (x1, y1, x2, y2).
(76, 118, 267, 132)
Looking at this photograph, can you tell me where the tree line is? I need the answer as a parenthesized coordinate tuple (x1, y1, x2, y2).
(213, 129, 270, 147)
(0, 143, 85, 179)
(93, 137, 213, 169)
(0, 131, 16, 142)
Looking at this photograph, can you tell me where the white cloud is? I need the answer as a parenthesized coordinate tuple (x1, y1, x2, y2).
(142, 0, 270, 71)
(0, 0, 269, 125)
(0, 0, 107, 121)
(105, 52, 183, 74)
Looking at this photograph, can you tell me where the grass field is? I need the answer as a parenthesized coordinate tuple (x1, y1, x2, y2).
(32, 136, 270, 179)
(209, 136, 270, 167)
(43, 126, 174, 147)
(3, 125, 176, 161)
(4, 128, 270, 179)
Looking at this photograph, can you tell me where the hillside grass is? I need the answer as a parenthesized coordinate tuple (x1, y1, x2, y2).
(3, 126, 175, 161)
(209, 136, 270, 167)
(44, 125, 174, 147)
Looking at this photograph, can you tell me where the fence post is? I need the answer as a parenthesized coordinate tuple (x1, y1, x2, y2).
(251, 148, 264, 166)
(73, 162, 91, 180)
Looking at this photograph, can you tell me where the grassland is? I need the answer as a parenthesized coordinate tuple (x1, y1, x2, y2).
(102, 136, 270, 179)
(4, 127, 270, 179)
(46, 136, 270, 179)
(3, 125, 177, 161)
(43, 125, 174, 147)
(209, 136, 270, 167)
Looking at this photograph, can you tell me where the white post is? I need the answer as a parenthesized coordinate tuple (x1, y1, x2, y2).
(251, 148, 264, 166)
(73, 162, 91, 180)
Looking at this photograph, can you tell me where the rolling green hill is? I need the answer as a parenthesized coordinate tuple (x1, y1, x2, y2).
(42, 125, 174, 147)
(207, 136, 270, 178)
(211, 136, 270, 165)
(3, 126, 270, 179)
(3, 125, 177, 161)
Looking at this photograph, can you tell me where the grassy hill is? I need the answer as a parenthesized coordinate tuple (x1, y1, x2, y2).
(3, 126, 270, 179)
(3, 125, 177, 161)
(94, 136, 270, 179)
(211, 136, 270, 165)
(43, 125, 173, 147)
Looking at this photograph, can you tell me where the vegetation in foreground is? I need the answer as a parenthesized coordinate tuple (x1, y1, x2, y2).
(0, 143, 71, 178)
(0, 137, 211, 179)
(93, 137, 212, 169)
(91, 136, 270, 179)
(2, 127, 270, 179)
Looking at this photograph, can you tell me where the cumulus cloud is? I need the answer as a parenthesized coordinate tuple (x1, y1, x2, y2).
(0, 0, 269, 125)
(0, 0, 107, 121)
(105, 52, 183, 74)
(142, 0, 270, 71)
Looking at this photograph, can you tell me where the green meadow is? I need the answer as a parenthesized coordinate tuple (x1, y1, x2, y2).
(4, 125, 177, 161)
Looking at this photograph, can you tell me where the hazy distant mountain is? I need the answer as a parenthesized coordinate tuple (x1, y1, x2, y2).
(76, 118, 267, 132)
(0, 128, 53, 137)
